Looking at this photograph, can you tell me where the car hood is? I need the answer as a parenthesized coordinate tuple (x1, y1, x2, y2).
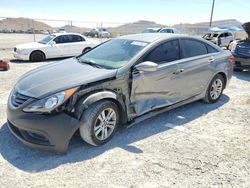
(242, 22, 250, 38)
(15, 58, 117, 98)
(16, 42, 45, 49)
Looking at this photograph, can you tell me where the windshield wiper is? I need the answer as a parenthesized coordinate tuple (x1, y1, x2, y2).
(76, 58, 104, 69)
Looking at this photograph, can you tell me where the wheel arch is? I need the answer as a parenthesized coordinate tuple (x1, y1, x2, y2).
(75, 90, 127, 125)
(29, 50, 46, 61)
(217, 72, 227, 89)
(82, 47, 92, 53)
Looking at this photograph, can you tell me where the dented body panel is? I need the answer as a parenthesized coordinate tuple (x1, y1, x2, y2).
(7, 33, 233, 153)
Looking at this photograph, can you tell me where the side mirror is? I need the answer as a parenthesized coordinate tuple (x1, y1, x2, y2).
(134, 61, 158, 72)
(49, 41, 56, 46)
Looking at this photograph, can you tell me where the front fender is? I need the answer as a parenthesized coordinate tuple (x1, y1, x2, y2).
(82, 91, 117, 109)
(74, 90, 127, 123)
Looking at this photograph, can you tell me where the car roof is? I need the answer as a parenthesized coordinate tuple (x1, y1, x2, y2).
(208, 31, 232, 34)
(160, 27, 176, 30)
(118, 33, 184, 43)
(52, 33, 83, 36)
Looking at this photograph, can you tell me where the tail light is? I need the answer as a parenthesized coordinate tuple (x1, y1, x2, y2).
(228, 55, 235, 64)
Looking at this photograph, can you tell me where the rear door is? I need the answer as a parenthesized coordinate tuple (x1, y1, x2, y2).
(177, 38, 219, 99)
(67, 35, 86, 56)
(131, 39, 183, 115)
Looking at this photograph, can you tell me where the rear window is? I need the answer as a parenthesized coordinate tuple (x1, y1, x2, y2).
(181, 39, 207, 58)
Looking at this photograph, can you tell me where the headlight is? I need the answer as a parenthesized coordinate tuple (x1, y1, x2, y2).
(16, 49, 25, 54)
(23, 87, 78, 113)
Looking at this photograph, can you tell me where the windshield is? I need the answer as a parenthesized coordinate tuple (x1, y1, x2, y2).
(203, 33, 219, 39)
(78, 39, 148, 69)
(38, 35, 56, 44)
(142, 29, 158, 33)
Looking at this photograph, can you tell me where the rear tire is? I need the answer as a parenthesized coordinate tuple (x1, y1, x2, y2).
(82, 47, 91, 54)
(79, 100, 119, 146)
(204, 74, 225, 104)
(30, 51, 46, 62)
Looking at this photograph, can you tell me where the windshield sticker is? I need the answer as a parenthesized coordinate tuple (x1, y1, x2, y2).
(131, 41, 148, 47)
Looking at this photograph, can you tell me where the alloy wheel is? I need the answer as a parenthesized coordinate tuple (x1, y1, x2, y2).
(94, 108, 117, 141)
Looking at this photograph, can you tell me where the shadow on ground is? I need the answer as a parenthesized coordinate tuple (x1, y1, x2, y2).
(0, 95, 229, 173)
(233, 70, 250, 82)
(10, 57, 68, 64)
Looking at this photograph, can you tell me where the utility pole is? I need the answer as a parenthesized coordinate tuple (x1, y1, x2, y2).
(209, 0, 215, 27)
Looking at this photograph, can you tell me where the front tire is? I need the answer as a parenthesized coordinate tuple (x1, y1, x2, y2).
(79, 100, 119, 146)
(30, 51, 46, 62)
(204, 74, 225, 104)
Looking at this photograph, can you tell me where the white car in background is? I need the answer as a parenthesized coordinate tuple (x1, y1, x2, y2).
(13, 33, 100, 62)
(159, 27, 176, 33)
(203, 31, 234, 47)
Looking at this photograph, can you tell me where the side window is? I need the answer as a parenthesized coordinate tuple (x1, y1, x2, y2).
(225, 33, 229, 37)
(181, 39, 207, 58)
(69, 35, 85, 42)
(206, 44, 219, 53)
(219, 33, 225, 38)
(54, 35, 70, 44)
(144, 40, 180, 64)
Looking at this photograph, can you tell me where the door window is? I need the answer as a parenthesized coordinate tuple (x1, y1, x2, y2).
(143, 40, 180, 64)
(69, 35, 85, 43)
(181, 39, 208, 58)
(206, 44, 218, 53)
(54, 35, 70, 44)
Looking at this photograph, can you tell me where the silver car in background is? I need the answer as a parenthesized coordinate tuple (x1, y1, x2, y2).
(7, 33, 234, 153)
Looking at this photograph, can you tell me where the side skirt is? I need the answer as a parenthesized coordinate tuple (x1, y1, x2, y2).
(127, 94, 203, 128)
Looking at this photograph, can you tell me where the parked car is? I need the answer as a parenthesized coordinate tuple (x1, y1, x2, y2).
(13, 33, 100, 62)
(231, 22, 250, 71)
(159, 27, 176, 33)
(142, 28, 161, 33)
(7, 33, 233, 153)
(84, 28, 111, 38)
(203, 31, 234, 47)
(0, 58, 10, 71)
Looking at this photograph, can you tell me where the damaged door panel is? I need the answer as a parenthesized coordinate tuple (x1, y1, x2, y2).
(130, 39, 182, 116)
(131, 63, 181, 116)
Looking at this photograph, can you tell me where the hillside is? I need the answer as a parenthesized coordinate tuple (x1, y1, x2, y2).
(58, 25, 90, 33)
(108, 20, 166, 36)
(0, 17, 244, 36)
(0, 18, 52, 31)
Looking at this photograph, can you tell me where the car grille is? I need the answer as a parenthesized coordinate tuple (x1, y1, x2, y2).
(237, 46, 250, 57)
(11, 91, 31, 108)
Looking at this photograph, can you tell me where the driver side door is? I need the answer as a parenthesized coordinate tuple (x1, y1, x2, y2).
(130, 40, 183, 116)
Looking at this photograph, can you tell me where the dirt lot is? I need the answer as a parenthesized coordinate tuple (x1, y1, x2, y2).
(0, 53, 250, 187)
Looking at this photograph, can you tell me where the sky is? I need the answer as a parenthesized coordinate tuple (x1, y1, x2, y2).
(0, 0, 249, 27)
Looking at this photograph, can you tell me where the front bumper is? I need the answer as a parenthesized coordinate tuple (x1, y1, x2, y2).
(7, 102, 81, 154)
(13, 52, 30, 61)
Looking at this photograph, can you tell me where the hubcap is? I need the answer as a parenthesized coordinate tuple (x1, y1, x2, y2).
(94, 108, 117, 141)
(210, 79, 223, 100)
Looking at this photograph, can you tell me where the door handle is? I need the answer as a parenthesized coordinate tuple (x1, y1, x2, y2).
(173, 69, 184, 75)
(208, 57, 215, 63)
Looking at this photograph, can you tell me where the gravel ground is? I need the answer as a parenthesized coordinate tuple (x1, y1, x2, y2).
(0, 56, 250, 187)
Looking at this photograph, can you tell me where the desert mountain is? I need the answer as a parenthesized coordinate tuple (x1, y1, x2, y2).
(0, 18, 52, 31)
